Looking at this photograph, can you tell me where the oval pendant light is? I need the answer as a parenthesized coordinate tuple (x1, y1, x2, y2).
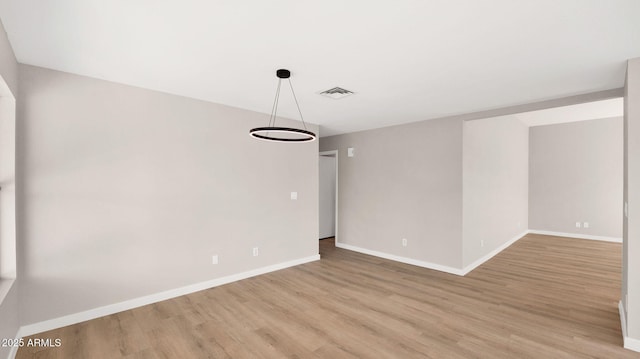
(249, 69, 317, 143)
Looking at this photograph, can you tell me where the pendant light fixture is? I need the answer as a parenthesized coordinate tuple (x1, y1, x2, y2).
(249, 69, 316, 142)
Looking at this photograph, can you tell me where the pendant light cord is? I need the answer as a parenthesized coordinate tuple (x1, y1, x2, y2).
(288, 79, 308, 130)
(268, 79, 282, 128)
(267, 77, 308, 130)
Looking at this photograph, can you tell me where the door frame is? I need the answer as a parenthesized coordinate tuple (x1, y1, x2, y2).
(319, 150, 339, 245)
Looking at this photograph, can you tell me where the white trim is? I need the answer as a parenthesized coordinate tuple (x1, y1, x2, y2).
(528, 229, 622, 243)
(335, 242, 465, 276)
(619, 300, 640, 352)
(461, 231, 528, 275)
(319, 150, 339, 245)
(17, 255, 320, 338)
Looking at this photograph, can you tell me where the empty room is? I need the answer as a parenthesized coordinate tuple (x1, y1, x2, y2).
(1, 1, 640, 358)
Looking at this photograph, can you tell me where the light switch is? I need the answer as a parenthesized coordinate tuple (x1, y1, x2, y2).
(291, 192, 298, 200)
(347, 147, 354, 157)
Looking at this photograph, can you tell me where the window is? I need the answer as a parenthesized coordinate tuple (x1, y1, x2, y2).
(0, 75, 16, 304)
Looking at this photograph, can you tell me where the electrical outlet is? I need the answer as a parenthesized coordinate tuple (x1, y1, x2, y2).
(481, 240, 484, 248)
(583, 222, 589, 228)
(212, 255, 218, 264)
(575, 222, 581, 228)
(402, 238, 407, 247)
(290, 192, 298, 200)
(253, 247, 259, 257)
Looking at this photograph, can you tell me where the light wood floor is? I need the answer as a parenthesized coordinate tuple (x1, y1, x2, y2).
(17, 234, 638, 358)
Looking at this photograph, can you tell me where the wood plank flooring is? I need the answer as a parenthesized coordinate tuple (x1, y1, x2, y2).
(17, 234, 638, 358)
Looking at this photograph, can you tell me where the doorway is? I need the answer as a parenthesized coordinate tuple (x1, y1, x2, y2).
(319, 151, 338, 245)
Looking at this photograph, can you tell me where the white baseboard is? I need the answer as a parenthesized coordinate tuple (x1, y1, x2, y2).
(336, 231, 528, 277)
(620, 300, 628, 340)
(461, 231, 528, 275)
(16, 255, 320, 339)
(334, 229, 621, 279)
(528, 230, 622, 243)
(620, 300, 640, 352)
(335, 242, 465, 276)
(626, 336, 640, 352)
(7, 330, 20, 359)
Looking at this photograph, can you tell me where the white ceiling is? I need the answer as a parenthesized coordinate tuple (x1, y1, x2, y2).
(0, 1, 639, 137)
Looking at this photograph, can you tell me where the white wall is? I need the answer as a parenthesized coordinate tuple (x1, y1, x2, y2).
(319, 115, 529, 273)
(17, 64, 319, 326)
(529, 117, 623, 239)
(0, 18, 19, 359)
(320, 118, 464, 270)
(319, 155, 336, 239)
(462, 116, 529, 267)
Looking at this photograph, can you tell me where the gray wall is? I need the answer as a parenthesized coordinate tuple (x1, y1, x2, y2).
(320, 118, 464, 269)
(17, 65, 319, 326)
(0, 18, 19, 359)
(529, 117, 623, 238)
(624, 57, 640, 341)
(319, 155, 336, 239)
(462, 116, 529, 267)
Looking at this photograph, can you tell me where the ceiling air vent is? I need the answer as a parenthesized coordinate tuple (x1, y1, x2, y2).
(319, 87, 354, 100)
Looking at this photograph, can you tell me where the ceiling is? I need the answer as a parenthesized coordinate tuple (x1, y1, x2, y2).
(0, 1, 639, 137)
